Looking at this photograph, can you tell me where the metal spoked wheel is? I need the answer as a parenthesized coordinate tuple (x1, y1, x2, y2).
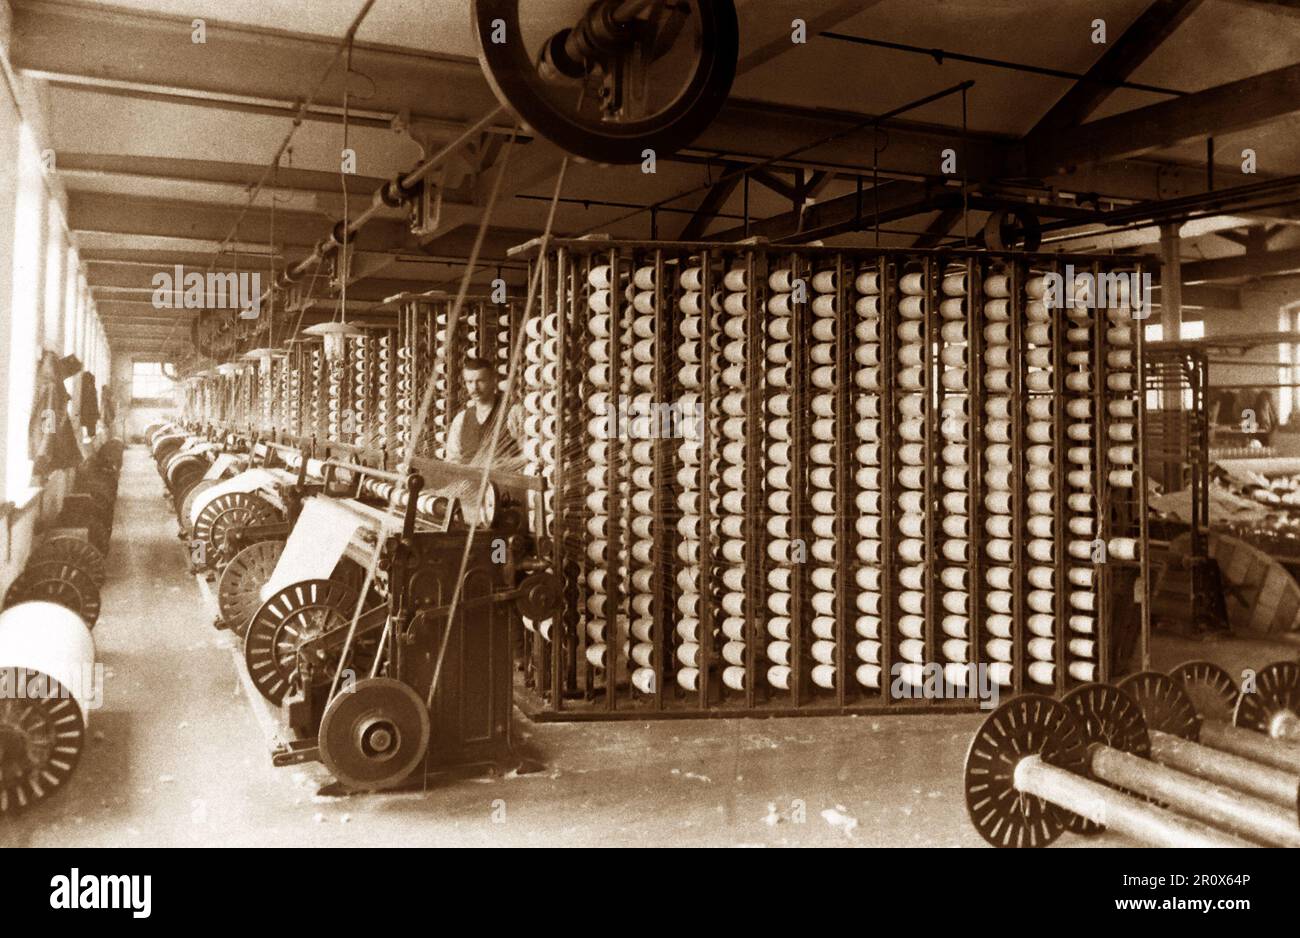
(216, 540, 285, 637)
(0, 672, 87, 814)
(192, 492, 278, 570)
(3, 561, 101, 628)
(30, 537, 107, 588)
(178, 479, 218, 535)
(243, 579, 359, 705)
(318, 677, 430, 791)
(1060, 683, 1151, 836)
(1169, 660, 1239, 725)
(1234, 661, 1300, 736)
(472, 0, 738, 165)
(1116, 671, 1201, 740)
(165, 453, 209, 496)
(964, 694, 1088, 848)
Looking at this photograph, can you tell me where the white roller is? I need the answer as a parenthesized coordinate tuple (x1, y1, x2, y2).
(260, 497, 371, 600)
(189, 468, 283, 526)
(0, 601, 96, 721)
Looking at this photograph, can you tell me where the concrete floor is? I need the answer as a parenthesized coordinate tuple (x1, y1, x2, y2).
(1, 445, 1295, 848)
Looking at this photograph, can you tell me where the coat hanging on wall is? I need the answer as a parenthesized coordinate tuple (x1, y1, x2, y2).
(29, 351, 82, 475)
(78, 372, 100, 434)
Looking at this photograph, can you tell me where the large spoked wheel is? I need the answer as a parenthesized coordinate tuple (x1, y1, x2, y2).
(4, 561, 102, 628)
(318, 677, 430, 791)
(0, 671, 86, 815)
(217, 540, 285, 637)
(244, 579, 359, 705)
(192, 492, 278, 570)
(1169, 660, 1239, 725)
(1060, 683, 1151, 836)
(964, 694, 1088, 848)
(1234, 661, 1300, 737)
(30, 537, 106, 588)
(178, 479, 219, 535)
(472, 0, 738, 164)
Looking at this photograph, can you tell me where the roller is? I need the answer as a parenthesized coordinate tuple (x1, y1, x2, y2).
(0, 602, 95, 814)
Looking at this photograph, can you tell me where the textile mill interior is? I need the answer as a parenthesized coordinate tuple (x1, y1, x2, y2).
(1, 0, 1300, 855)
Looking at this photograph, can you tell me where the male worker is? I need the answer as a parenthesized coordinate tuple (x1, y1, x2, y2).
(444, 357, 523, 465)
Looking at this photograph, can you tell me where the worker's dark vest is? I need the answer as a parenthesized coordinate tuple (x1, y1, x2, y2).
(456, 397, 501, 461)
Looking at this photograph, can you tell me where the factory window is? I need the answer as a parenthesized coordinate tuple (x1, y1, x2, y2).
(1280, 304, 1300, 425)
(5, 122, 45, 501)
(132, 361, 176, 404)
(1144, 320, 1205, 413)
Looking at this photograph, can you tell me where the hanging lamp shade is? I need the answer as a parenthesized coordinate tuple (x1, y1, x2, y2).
(241, 346, 288, 366)
(302, 321, 366, 363)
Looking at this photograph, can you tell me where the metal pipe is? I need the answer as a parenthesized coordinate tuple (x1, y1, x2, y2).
(1090, 746, 1300, 847)
(1013, 756, 1252, 848)
(1149, 730, 1300, 810)
(575, 79, 975, 237)
(819, 31, 1185, 98)
(1200, 720, 1300, 773)
(273, 105, 509, 293)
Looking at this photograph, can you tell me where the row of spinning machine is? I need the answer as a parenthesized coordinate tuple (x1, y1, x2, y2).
(514, 239, 1149, 718)
(181, 297, 518, 462)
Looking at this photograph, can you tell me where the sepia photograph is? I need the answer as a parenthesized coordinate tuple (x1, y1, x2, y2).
(0, 0, 1297, 908)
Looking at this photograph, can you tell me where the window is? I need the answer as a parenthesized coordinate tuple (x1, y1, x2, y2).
(1280, 304, 1300, 425)
(6, 122, 44, 501)
(1145, 319, 1205, 412)
(42, 201, 64, 351)
(1144, 319, 1204, 342)
(132, 361, 175, 404)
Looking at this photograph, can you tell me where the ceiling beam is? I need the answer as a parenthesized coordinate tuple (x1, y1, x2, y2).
(1027, 0, 1203, 138)
(56, 153, 388, 198)
(1180, 246, 1300, 282)
(1022, 61, 1300, 177)
(912, 205, 966, 248)
(10, 0, 500, 125)
(710, 179, 942, 243)
(1151, 282, 1242, 308)
(68, 192, 536, 262)
(678, 166, 743, 240)
(735, 0, 884, 74)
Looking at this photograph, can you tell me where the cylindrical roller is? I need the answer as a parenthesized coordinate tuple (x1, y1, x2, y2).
(1013, 756, 1252, 848)
(1148, 730, 1300, 811)
(0, 601, 95, 814)
(1199, 720, 1300, 774)
(1089, 745, 1300, 847)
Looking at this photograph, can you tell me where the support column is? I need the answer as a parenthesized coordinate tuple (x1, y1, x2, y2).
(1160, 223, 1183, 411)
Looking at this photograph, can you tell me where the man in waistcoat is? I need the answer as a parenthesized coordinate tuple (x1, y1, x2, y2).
(445, 357, 523, 465)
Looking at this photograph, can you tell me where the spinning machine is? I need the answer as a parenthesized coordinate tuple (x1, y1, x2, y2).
(511, 239, 1149, 718)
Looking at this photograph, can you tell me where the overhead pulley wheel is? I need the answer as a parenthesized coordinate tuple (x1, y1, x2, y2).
(984, 207, 1042, 252)
(318, 677, 430, 791)
(4, 561, 102, 629)
(1234, 661, 1300, 738)
(243, 578, 361, 705)
(31, 537, 107, 588)
(192, 492, 278, 570)
(216, 540, 285, 637)
(472, 0, 739, 164)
